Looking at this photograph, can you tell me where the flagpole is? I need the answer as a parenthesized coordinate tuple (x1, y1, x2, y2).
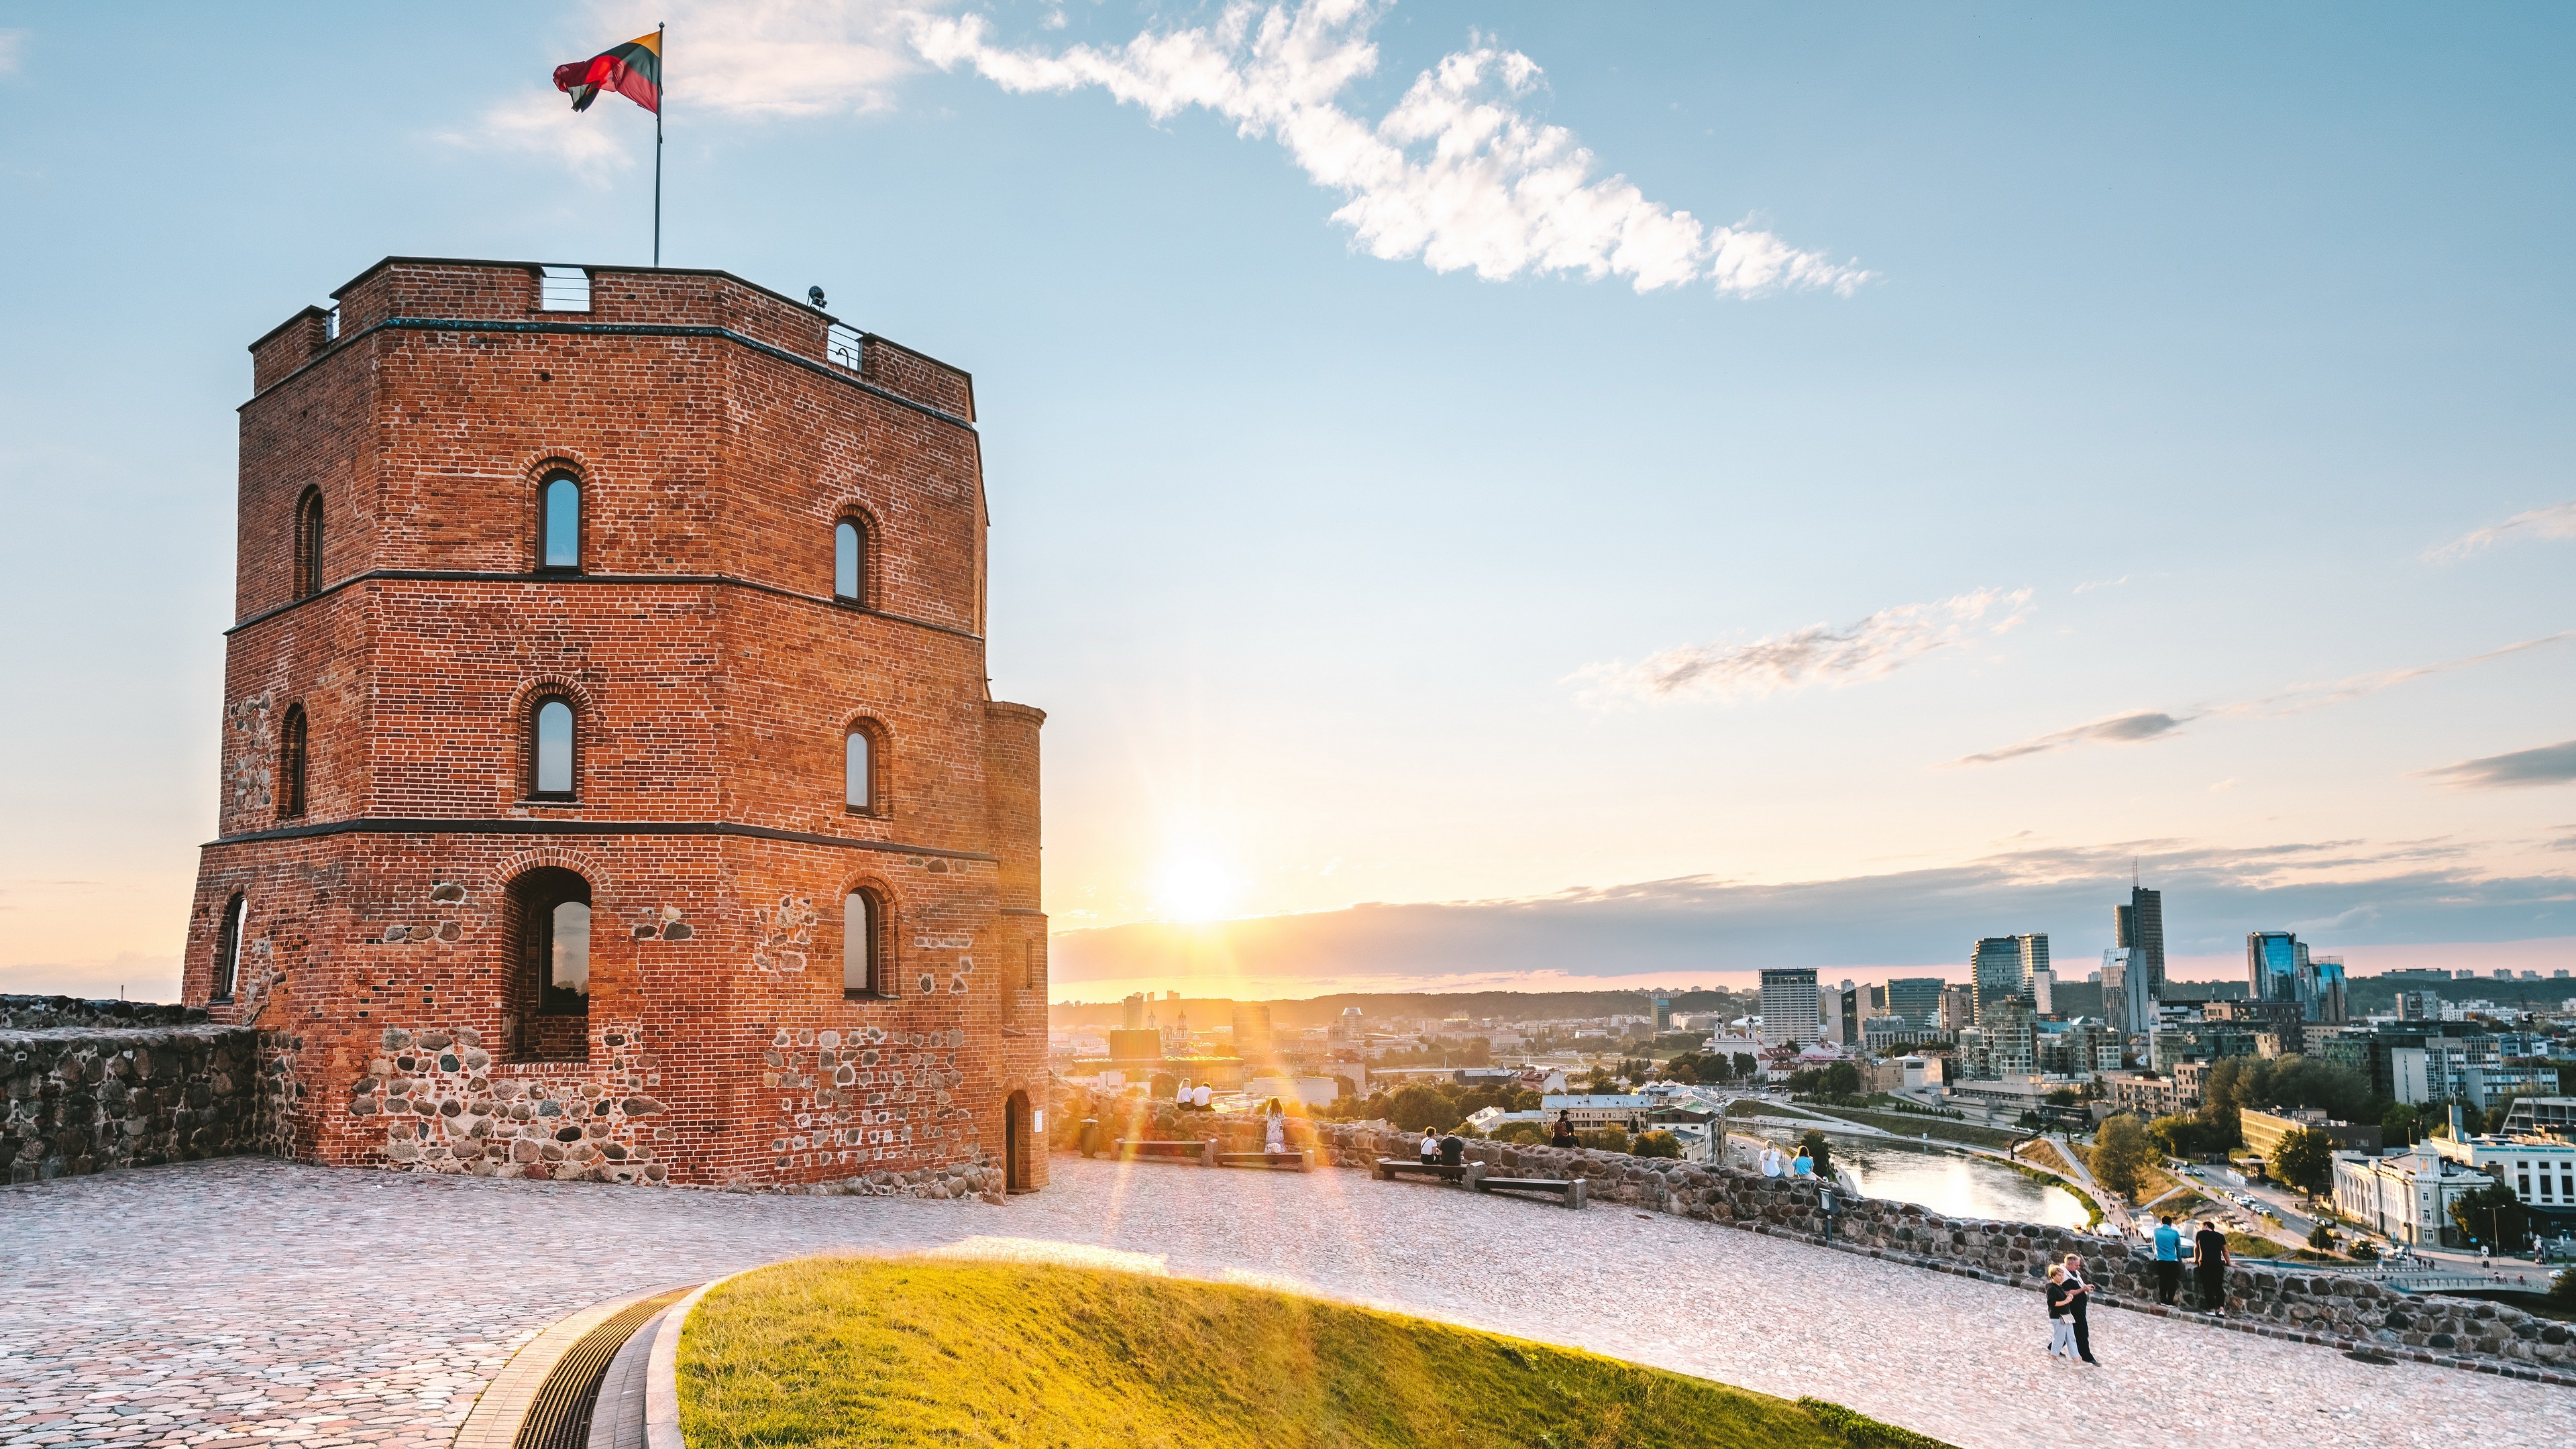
(653, 22, 664, 266)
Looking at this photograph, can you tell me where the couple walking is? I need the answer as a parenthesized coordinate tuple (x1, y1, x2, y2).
(2043, 1253, 2100, 1366)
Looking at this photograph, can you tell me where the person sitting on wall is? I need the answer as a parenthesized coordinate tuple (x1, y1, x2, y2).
(1265, 1099, 1287, 1154)
(1419, 1128, 1440, 1164)
(1791, 1146, 1815, 1177)
(1761, 1144, 1785, 1177)
(1550, 1112, 1578, 1149)
(1193, 1083, 1213, 1111)
(1438, 1127, 1466, 1167)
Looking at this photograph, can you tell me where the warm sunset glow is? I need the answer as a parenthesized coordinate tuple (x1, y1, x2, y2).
(1152, 855, 1239, 923)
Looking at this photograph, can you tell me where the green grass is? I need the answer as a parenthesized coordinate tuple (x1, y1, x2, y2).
(678, 1257, 1945, 1449)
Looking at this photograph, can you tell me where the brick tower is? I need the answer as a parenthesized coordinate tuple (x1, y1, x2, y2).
(184, 258, 1048, 1191)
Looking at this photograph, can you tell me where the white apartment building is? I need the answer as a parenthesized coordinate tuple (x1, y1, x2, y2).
(1540, 1093, 1652, 1130)
(2426, 1134, 2576, 1218)
(2332, 1146, 2491, 1248)
(2386, 1043, 2555, 1108)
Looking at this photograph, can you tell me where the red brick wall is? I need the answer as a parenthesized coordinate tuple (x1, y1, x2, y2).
(191, 258, 1042, 1190)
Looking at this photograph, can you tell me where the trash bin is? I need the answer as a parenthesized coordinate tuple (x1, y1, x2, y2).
(1078, 1118, 1101, 1159)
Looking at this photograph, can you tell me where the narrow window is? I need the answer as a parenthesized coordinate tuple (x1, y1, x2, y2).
(212, 892, 246, 1002)
(834, 518, 865, 602)
(507, 867, 592, 1059)
(538, 473, 582, 570)
(278, 704, 309, 820)
(531, 696, 576, 798)
(845, 890, 884, 996)
(845, 726, 874, 814)
(294, 488, 324, 598)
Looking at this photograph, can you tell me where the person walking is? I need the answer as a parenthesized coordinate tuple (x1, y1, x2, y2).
(2151, 1214, 2184, 1306)
(2060, 1253, 2100, 1365)
(2193, 1216, 2232, 1316)
(1417, 1128, 1440, 1165)
(2043, 1265, 2080, 1363)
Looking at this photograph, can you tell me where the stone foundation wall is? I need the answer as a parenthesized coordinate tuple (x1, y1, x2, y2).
(2, 1019, 266, 1183)
(1048, 1094, 2571, 1382)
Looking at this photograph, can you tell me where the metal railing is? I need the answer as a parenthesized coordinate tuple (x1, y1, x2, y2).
(537, 266, 592, 313)
(826, 321, 865, 372)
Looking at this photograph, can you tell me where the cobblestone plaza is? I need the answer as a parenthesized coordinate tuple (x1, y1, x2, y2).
(4, 1156, 2569, 1449)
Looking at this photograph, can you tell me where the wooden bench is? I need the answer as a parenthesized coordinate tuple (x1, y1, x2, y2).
(1372, 1159, 1482, 1186)
(1474, 1175, 1588, 1210)
(1216, 1150, 1312, 1173)
(1114, 1139, 1216, 1167)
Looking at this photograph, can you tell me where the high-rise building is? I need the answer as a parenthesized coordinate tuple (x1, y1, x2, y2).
(1122, 993, 1147, 1030)
(2029, 965, 2056, 1016)
(1759, 968, 1821, 1046)
(1827, 983, 1865, 1046)
(2312, 956, 2349, 1024)
(1938, 984, 1975, 1031)
(1885, 977, 1945, 1020)
(2102, 947, 2152, 1039)
(1230, 1002, 1273, 1057)
(2247, 931, 2317, 1016)
(1971, 937, 2024, 1023)
(2115, 886, 2166, 998)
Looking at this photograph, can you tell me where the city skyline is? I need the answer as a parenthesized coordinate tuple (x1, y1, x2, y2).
(3, 3, 2573, 1004)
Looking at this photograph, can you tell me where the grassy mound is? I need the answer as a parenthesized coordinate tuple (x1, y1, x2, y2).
(679, 1256, 1941, 1449)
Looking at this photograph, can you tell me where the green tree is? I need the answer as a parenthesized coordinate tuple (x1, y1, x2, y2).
(2045, 1087, 2082, 1108)
(2379, 1102, 2418, 1147)
(2149, 1112, 2222, 1160)
(2450, 1181, 2529, 1251)
(1821, 1061, 1863, 1097)
(1632, 1130, 1684, 1160)
(1490, 1121, 1547, 1146)
(2307, 1223, 2337, 1252)
(1583, 1065, 1616, 1093)
(2551, 1267, 2576, 1309)
(1794, 1129, 1835, 1181)
(1731, 1053, 1758, 1081)
(2271, 1126, 2337, 1198)
(1662, 1059, 1699, 1085)
(1387, 1084, 1454, 1133)
(2092, 1114, 2154, 1200)
(1576, 1126, 1632, 1153)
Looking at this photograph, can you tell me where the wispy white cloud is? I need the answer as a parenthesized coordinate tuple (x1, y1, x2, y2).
(2420, 739, 2576, 792)
(438, 92, 638, 181)
(1953, 632, 2576, 767)
(2426, 500, 2576, 563)
(1572, 588, 2033, 705)
(445, 1, 922, 174)
(0, 30, 26, 76)
(1951, 710, 2194, 767)
(913, 0, 1870, 296)
(2072, 574, 2130, 594)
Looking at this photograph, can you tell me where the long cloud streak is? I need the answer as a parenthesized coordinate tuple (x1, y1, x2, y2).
(1572, 588, 2034, 704)
(2427, 500, 2576, 563)
(1952, 631, 2575, 767)
(913, 0, 1869, 295)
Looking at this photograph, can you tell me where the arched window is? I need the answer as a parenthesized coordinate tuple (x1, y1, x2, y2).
(845, 888, 887, 996)
(212, 892, 246, 1003)
(278, 704, 309, 820)
(834, 517, 867, 603)
(294, 488, 325, 599)
(845, 723, 879, 815)
(538, 472, 582, 571)
(531, 695, 577, 799)
(507, 867, 591, 1059)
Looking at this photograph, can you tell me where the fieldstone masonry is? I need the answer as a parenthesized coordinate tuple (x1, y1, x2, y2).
(1, 996, 268, 1183)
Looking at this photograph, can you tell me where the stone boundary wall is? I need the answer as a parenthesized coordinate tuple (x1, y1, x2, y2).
(3, 1024, 267, 1183)
(1057, 1099, 2573, 1386)
(1, 994, 213, 1030)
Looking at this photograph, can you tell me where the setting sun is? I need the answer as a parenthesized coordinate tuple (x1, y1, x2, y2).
(1152, 855, 1240, 923)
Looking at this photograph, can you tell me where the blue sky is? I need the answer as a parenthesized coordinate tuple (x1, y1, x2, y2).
(2, 2, 2572, 1001)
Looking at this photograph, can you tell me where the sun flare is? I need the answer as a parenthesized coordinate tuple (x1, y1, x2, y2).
(1152, 855, 1238, 923)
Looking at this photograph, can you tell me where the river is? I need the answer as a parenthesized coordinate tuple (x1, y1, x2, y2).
(1758, 1127, 2091, 1229)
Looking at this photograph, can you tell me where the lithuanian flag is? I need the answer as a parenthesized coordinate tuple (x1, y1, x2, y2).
(553, 30, 661, 114)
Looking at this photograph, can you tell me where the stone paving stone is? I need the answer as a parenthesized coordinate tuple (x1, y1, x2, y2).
(3, 1157, 2571, 1449)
